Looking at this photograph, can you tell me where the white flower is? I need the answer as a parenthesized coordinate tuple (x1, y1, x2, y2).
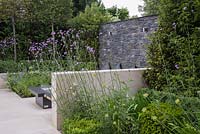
(175, 99, 180, 104)
(113, 121, 117, 125)
(142, 107, 147, 112)
(105, 114, 109, 118)
(151, 116, 157, 120)
(143, 93, 149, 98)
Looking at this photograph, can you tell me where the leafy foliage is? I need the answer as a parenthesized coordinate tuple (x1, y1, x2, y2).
(72, 0, 98, 16)
(0, 60, 20, 73)
(67, 2, 112, 63)
(144, 0, 200, 96)
(92, 88, 138, 134)
(69, 2, 111, 31)
(137, 88, 200, 132)
(139, 102, 183, 134)
(107, 6, 129, 20)
(8, 72, 50, 97)
(63, 119, 101, 134)
(31, 0, 73, 24)
(175, 123, 200, 134)
(139, 0, 159, 16)
(59, 85, 200, 134)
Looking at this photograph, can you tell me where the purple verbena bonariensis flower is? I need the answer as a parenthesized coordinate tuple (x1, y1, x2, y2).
(0, 37, 15, 48)
(63, 51, 67, 55)
(76, 33, 80, 38)
(51, 31, 56, 36)
(59, 30, 64, 35)
(86, 46, 95, 54)
(175, 64, 179, 69)
(172, 22, 176, 29)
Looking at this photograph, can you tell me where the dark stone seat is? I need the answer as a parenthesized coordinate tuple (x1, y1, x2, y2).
(29, 85, 52, 109)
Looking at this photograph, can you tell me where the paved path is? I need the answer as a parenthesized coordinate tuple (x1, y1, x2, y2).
(0, 74, 7, 89)
(0, 78, 60, 134)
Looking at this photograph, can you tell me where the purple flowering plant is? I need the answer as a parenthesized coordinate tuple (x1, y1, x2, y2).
(175, 64, 179, 69)
(0, 37, 15, 57)
(29, 28, 96, 61)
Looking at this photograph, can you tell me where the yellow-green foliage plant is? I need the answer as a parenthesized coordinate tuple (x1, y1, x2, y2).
(62, 119, 101, 134)
(139, 102, 183, 134)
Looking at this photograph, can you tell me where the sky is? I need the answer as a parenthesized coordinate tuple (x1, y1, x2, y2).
(101, 0, 144, 17)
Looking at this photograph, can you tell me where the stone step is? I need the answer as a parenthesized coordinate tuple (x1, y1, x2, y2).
(0, 78, 7, 89)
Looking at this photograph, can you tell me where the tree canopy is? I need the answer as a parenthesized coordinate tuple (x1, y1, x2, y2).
(107, 6, 129, 20)
(72, 0, 99, 16)
(139, 0, 159, 16)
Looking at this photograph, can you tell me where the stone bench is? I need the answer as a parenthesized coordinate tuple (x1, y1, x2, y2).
(29, 86, 52, 109)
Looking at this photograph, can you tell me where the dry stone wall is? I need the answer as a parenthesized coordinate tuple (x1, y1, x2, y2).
(99, 15, 158, 69)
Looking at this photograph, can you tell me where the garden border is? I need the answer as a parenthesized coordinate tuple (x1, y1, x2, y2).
(51, 68, 147, 130)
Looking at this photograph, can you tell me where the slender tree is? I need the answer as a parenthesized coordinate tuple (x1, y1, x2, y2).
(0, 0, 29, 61)
(32, 0, 73, 59)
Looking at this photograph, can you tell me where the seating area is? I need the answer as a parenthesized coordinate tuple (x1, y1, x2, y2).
(29, 86, 52, 109)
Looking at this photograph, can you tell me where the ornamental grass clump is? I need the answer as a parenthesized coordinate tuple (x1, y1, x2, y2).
(53, 68, 143, 134)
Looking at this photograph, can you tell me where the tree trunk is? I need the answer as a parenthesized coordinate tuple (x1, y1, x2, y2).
(12, 16, 17, 62)
(51, 23, 56, 60)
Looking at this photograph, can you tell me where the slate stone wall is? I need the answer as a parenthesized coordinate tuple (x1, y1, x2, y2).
(99, 15, 158, 69)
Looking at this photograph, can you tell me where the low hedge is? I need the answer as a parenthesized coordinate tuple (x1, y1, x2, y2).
(8, 72, 51, 97)
(0, 60, 97, 73)
(63, 119, 101, 134)
(0, 60, 21, 73)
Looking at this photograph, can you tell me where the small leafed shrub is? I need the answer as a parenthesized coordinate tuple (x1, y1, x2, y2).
(139, 102, 183, 134)
(62, 119, 101, 134)
(0, 60, 20, 73)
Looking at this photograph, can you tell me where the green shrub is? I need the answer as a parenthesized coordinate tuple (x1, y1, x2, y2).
(91, 88, 142, 134)
(139, 102, 183, 134)
(144, 0, 200, 96)
(137, 88, 200, 112)
(137, 88, 200, 132)
(0, 60, 20, 73)
(8, 72, 50, 97)
(62, 119, 101, 134)
(0, 60, 97, 73)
